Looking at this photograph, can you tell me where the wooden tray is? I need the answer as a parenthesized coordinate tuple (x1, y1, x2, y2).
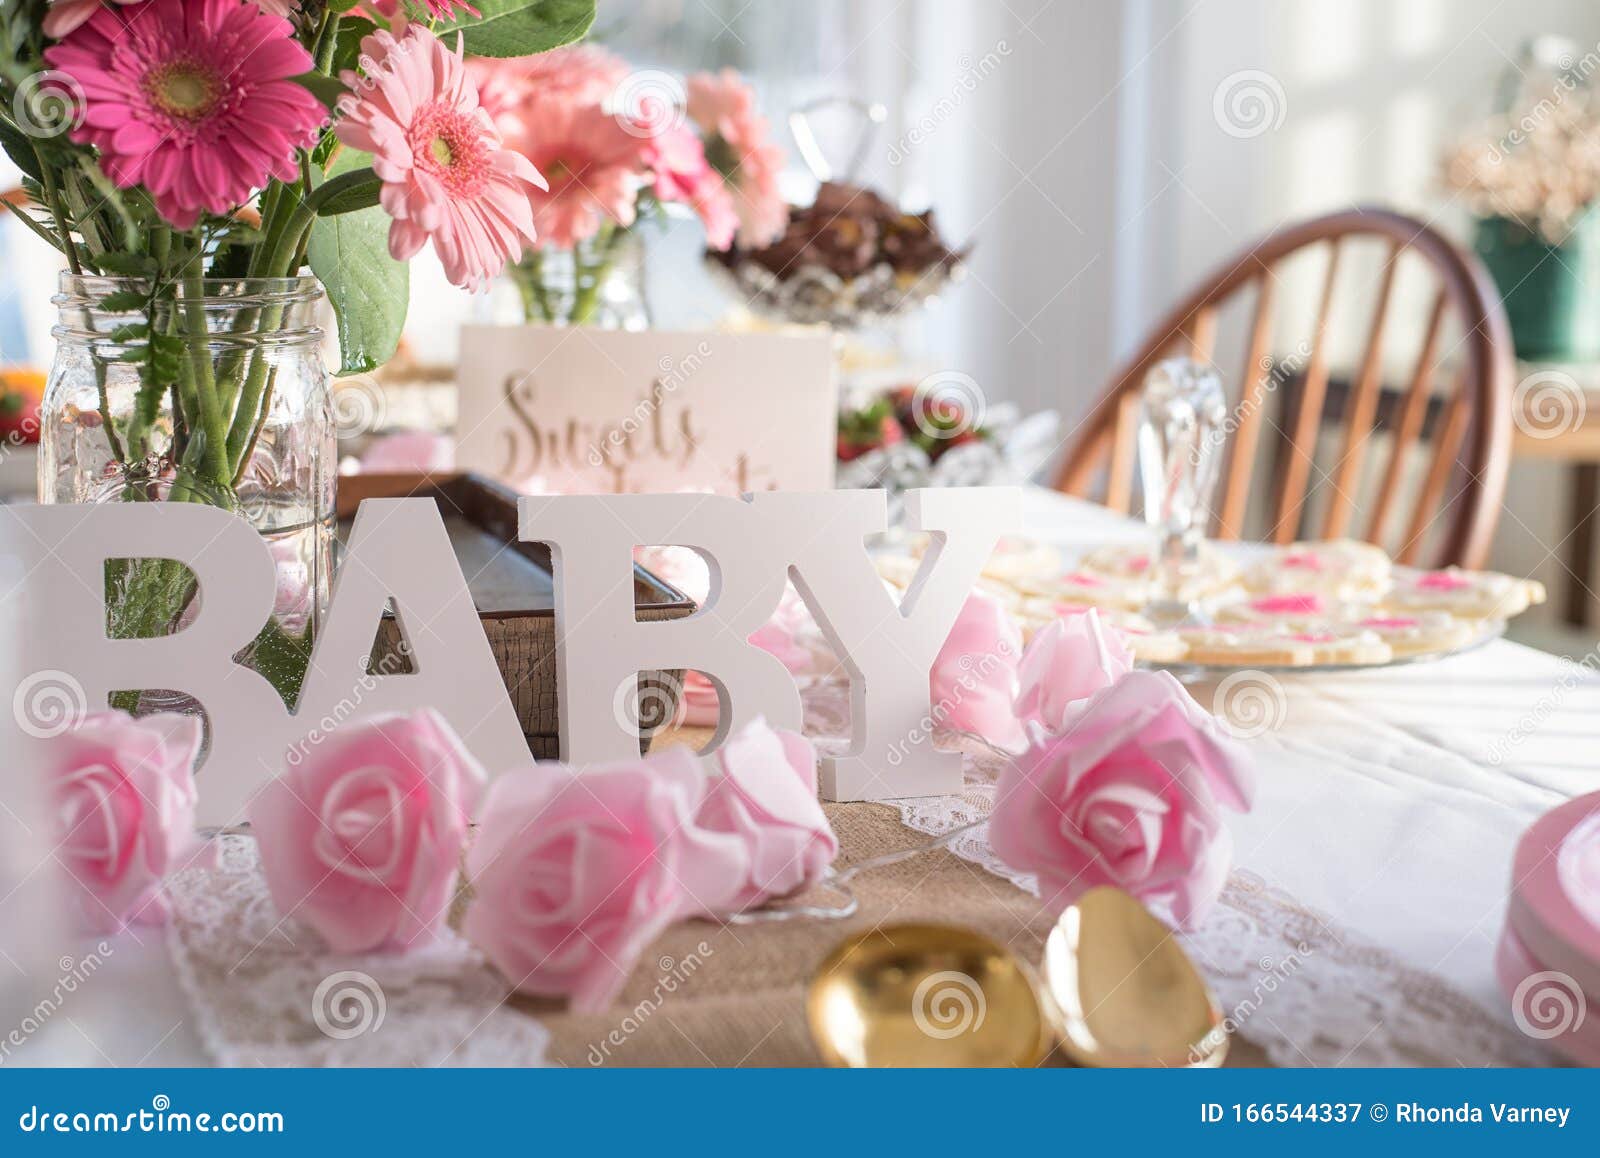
(336, 472, 696, 757)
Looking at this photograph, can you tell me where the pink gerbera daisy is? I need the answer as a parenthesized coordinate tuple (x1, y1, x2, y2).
(335, 25, 547, 289)
(469, 45, 628, 121)
(686, 70, 789, 248)
(495, 93, 651, 250)
(645, 124, 737, 250)
(44, 0, 297, 41)
(45, 0, 326, 230)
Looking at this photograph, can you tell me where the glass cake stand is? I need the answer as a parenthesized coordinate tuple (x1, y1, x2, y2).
(1146, 618, 1506, 680)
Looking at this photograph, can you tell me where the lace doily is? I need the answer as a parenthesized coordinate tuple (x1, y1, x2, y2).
(163, 678, 1548, 1068)
(804, 683, 1553, 1068)
(165, 836, 548, 1067)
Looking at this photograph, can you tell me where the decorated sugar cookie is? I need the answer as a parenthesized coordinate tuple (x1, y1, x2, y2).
(1276, 628, 1393, 666)
(1382, 567, 1546, 621)
(1175, 625, 1318, 668)
(979, 535, 1065, 586)
(1014, 567, 1150, 611)
(1016, 598, 1186, 662)
(1346, 611, 1478, 659)
(1213, 591, 1339, 627)
(873, 553, 922, 590)
(1079, 541, 1242, 601)
(1243, 539, 1390, 598)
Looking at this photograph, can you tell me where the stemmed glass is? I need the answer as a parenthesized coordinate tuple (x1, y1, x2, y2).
(1137, 357, 1228, 625)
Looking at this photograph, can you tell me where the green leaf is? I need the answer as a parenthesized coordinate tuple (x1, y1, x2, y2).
(330, 16, 379, 75)
(307, 149, 407, 376)
(0, 118, 43, 182)
(92, 252, 157, 276)
(291, 71, 350, 112)
(313, 168, 383, 216)
(439, 0, 596, 58)
(98, 290, 147, 312)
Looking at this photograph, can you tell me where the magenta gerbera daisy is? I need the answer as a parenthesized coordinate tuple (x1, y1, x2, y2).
(44, 0, 327, 231)
(334, 25, 547, 290)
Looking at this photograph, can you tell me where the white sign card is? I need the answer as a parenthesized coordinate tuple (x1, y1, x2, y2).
(456, 327, 838, 495)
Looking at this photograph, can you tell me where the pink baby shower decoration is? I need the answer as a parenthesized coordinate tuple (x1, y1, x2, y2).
(1, 1, 1596, 1131)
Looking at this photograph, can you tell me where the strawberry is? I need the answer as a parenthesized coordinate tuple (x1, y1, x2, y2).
(836, 400, 904, 462)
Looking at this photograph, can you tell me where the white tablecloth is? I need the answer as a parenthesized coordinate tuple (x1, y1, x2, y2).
(23, 489, 1600, 1064)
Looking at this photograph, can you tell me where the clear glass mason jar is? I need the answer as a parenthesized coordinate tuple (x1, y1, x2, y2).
(494, 224, 651, 329)
(39, 274, 335, 709)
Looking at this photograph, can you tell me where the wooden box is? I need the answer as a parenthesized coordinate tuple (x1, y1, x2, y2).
(335, 472, 696, 757)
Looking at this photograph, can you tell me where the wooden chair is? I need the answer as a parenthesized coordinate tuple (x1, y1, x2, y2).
(1052, 207, 1514, 569)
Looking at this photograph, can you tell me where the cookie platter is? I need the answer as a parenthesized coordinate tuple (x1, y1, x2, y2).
(876, 535, 1545, 674)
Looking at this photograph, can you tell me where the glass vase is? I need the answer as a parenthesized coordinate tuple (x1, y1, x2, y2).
(502, 224, 650, 329)
(38, 274, 335, 710)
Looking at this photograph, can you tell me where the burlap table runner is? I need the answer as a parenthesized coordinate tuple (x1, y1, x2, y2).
(510, 795, 1266, 1067)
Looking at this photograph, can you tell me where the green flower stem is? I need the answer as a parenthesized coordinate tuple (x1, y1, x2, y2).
(512, 253, 555, 322)
(180, 266, 231, 489)
(94, 358, 127, 466)
(33, 148, 81, 276)
(570, 224, 626, 324)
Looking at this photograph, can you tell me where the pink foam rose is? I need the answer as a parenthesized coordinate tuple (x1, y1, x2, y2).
(931, 591, 1024, 750)
(697, 719, 837, 910)
(250, 709, 485, 954)
(42, 711, 204, 934)
(1360, 616, 1420, 629)
(1416, 570, 1473, 591)
(1013, 610, 1135, 736)
(463, 750, 748, 1011)
(988, 670, 1254, 930)
(1281, 550, 1324, 571)
(1249, 593, 1324, 615)
(1062, 571, 1104, 587)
